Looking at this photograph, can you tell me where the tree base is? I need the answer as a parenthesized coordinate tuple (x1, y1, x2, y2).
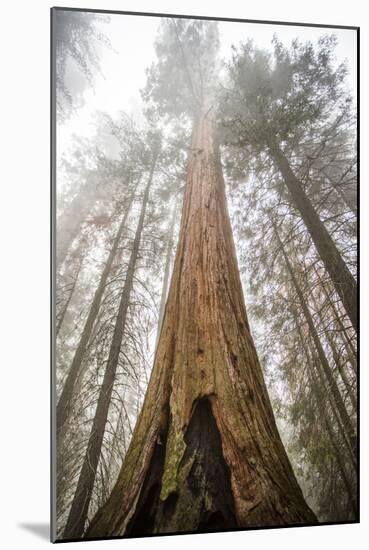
(126, 398, 237, 535)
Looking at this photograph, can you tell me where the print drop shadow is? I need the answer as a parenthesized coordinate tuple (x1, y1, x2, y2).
(18, 522, 49, 541)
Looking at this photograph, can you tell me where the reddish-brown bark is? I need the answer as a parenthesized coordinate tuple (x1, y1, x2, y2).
(86, 110, 316, 538)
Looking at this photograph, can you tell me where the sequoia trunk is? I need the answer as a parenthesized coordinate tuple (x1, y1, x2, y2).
(86, 110, 316, 538)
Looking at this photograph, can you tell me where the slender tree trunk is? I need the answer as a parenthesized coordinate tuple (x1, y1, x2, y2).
(322, 417, 357, 517)
(299, 262, 356, 405)
(63, 156, 157, 539)
(269, 141, 357, 332)
(296, 310, 357, 516)
(332, 313, 357, 375)
(57, 187, 95, 267)
(155, 195, 178, 350)
(86, 109, 316, 539)
(326, 330, 357, 410)
(56, 259, 83, 336)
(274, 226, 356, 458)
(318, 272, 357, 375)
(321, 167, 357, 217)
(308, 366, 357, 517)
(56, 192, 134, 450)
(293, 308, 357, 475)
(307, 339, 357, 469)
(309, 291, 357, 410)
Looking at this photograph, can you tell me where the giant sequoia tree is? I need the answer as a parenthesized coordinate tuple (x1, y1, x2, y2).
(85, 20, 316, 538)
(54, 13, 358, 541)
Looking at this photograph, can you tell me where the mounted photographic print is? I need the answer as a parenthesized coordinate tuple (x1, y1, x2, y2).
(51, 6, 359, 543)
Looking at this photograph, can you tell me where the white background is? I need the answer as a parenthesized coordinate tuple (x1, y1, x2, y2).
(0, 0, 367, 548)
